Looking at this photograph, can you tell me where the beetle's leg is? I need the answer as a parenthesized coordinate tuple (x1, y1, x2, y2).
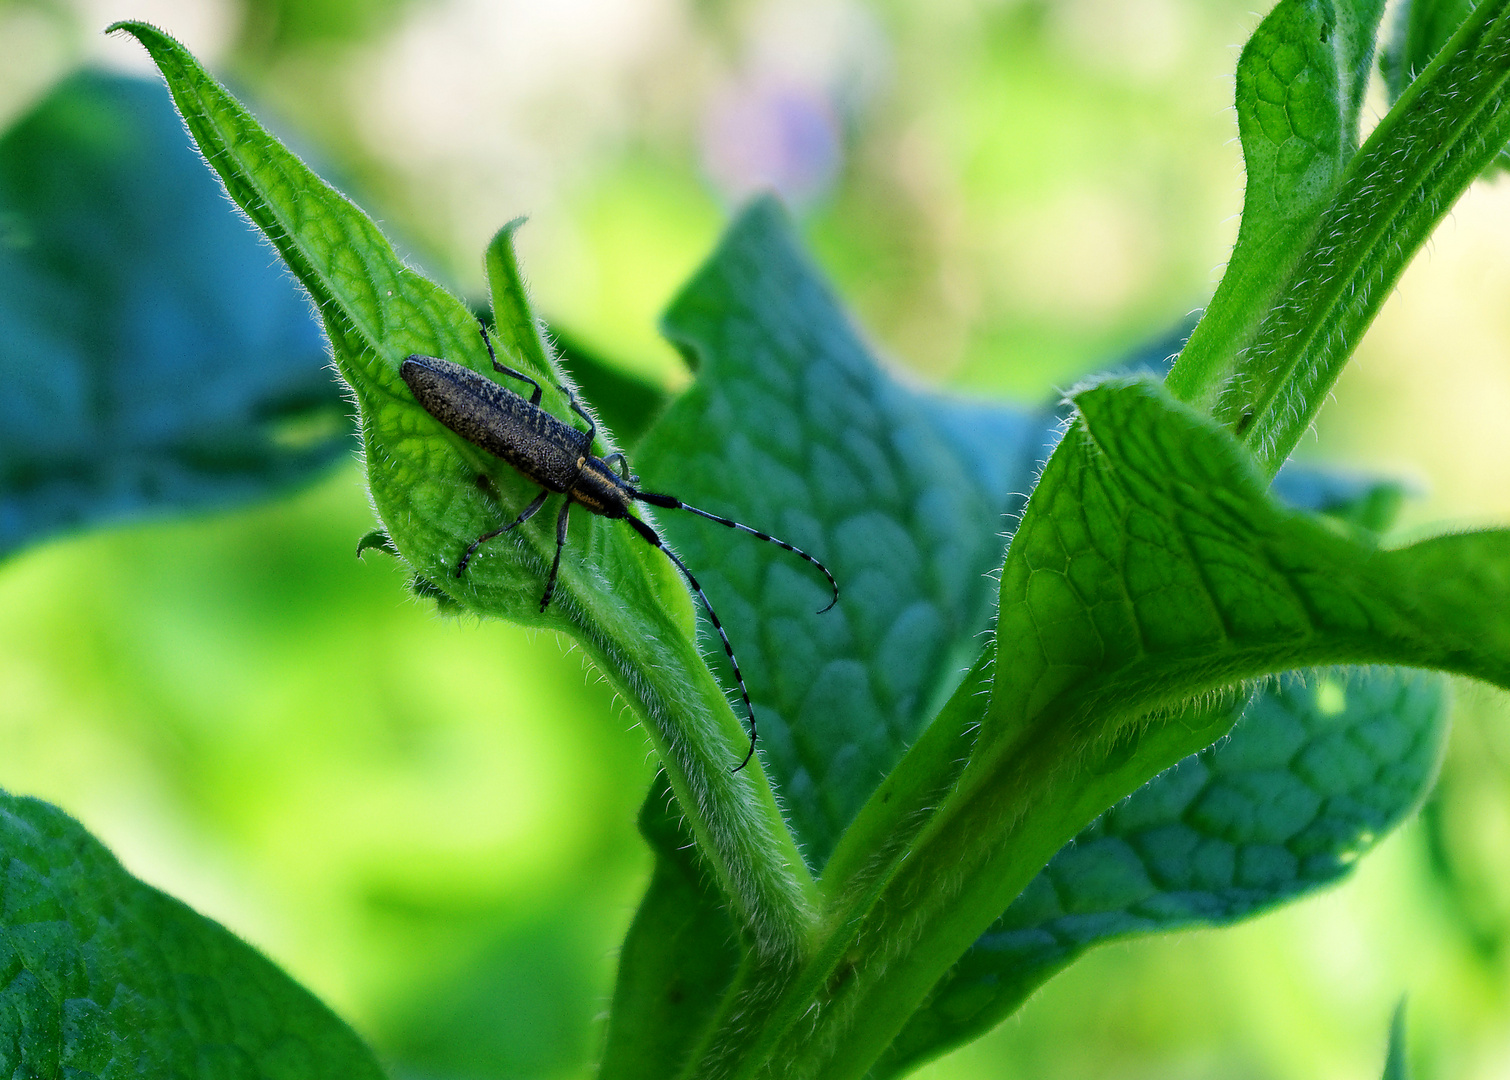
(477, 322, 543, 405)
(456, 488, 548, 576)
(493, 361, 543, 406)
(602, 452, 637, 483)
(538, 500, 573, 611)
(557, 382, 597, 449)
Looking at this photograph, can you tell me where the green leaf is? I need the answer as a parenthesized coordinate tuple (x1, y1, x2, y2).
(0, 71, 344, 561)
(850, 445, 1420, 1074)
(876, 668, 1447, 1077)
(602, 200, 1040, 1075)
(1166, 0, 1375, 413)
(0, 790, 386, 1077)
(636, 196, 1043, 867)
(354, 528, 398, 558)
(740, 379, 1509, 1080)
(612, 260, 1227, 1076)
(611, 288, 1409, 1069)
(110, 20, 815, 961)
(983, 378, 1508, 761)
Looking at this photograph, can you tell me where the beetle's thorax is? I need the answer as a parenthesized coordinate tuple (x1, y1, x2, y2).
(569, 457, 634, 517)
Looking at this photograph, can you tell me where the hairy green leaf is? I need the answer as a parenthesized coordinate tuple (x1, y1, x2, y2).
(1210, 0, 1510, 470)
(1167, 0, 1375, 413)
(860, 458, 1421, 1073)
(877, 668, 1447, 1076)
(0, 791, 386, 1077)
(111, 20, 814, 961)
(0, 71, 343, 561)
(1383, 0, 1510, 173)
(981, 380, 1502, 761)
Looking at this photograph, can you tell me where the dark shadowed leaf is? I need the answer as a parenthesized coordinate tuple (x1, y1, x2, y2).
(0, 71, 344, 560)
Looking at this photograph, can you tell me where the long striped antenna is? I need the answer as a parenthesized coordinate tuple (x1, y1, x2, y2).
(623, 514, 763, 772)
(633, 491, 838, 614)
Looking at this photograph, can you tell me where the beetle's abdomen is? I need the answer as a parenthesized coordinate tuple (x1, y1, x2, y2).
(401, 355, 587, 492)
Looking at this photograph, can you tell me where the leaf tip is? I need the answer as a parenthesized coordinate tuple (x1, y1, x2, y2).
(104, 18, 157, 40)
(493, 215, 530, 242)
(104, 19, 182, 66)
(356, 529, 398, 560)
(1065, 371, 1161, 414)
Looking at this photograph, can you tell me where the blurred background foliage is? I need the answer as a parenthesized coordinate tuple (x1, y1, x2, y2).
(1, 0, 1509, 1077)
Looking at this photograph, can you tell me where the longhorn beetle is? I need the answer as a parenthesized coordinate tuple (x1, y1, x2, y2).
(399, 324, 838, 772)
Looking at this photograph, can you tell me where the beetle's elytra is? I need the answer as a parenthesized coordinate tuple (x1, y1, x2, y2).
(400, 325, 838, 772)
